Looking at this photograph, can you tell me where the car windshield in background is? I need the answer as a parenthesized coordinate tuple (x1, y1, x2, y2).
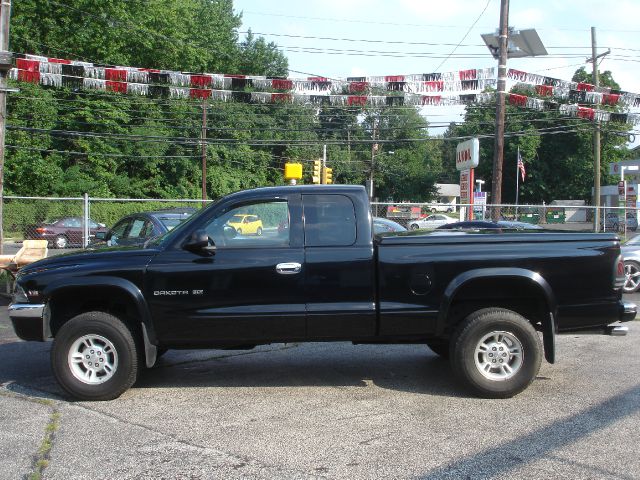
(157, 216, 189, 231)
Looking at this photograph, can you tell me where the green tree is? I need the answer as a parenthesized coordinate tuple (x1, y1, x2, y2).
(237, 31, 288, 77)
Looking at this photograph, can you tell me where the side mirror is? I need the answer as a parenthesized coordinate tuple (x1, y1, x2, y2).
(94, 231, 106, 241)
(184, 229, 216, 254)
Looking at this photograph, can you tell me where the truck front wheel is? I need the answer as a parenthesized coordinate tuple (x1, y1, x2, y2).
(51, 311, 139, 401)
(451, 308, 541, 398)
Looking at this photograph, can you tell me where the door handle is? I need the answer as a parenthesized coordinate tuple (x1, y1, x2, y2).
(276, 262, 302, 275)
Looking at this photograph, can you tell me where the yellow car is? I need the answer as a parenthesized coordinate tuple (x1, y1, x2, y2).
(227, 214, 263, 236)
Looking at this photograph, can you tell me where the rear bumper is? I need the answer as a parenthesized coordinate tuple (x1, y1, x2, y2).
(619, 301, 637, 322)
(8, 303, 46, 341)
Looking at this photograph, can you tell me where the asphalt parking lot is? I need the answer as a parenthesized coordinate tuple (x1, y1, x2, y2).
(1, 294, 639, 480)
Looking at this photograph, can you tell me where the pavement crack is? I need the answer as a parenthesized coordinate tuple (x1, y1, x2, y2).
(0, 386, 61, 480)
(26, 408, 61, 480)
(68, 400, 323, 478)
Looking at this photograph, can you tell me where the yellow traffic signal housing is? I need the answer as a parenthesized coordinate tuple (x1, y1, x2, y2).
(312, 159, 322, 184)
(284, 162, 302, 181)
(322, 167, 333, 184)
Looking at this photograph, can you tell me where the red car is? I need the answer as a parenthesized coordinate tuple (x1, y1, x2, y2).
(24, 217, 107, 248)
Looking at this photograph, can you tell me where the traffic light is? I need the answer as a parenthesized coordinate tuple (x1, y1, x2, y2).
(322, 167, 333, 184)
(312, 159, 322, 184)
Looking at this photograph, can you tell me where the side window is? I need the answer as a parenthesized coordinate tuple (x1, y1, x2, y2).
(128, 219, 147, 238)
(108, 219, 131, 245)
(303, 194, 356, 247)
(61, 218, 81, 228)
(204, 200, 289, 248)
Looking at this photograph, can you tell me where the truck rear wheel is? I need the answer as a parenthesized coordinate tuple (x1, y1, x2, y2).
(451, 308, 541, 398)
(51, 311, 139, 401)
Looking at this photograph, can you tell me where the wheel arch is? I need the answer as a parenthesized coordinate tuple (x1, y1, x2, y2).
(438, 268, 557, 363)
(44, 276, 156, 346)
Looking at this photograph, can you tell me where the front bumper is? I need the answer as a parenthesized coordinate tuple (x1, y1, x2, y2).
(8, 303, 47, 341)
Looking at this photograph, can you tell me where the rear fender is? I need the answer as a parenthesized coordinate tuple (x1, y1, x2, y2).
(438, 268, 557, 363)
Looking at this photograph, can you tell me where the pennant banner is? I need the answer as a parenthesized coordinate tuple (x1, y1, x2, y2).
(11, 53, 496, 96)
(7, 53, 640, 128)
(508, 68, 640, 108)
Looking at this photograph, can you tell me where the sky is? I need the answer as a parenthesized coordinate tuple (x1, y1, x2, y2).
(233, 0, 640, 143)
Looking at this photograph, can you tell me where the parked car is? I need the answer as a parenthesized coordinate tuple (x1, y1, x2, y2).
(373, 217, 407, 234)
(498, 220, 544, 230)
(408, 214, 456, 230)
(437, 220, 544, 231)
(94, 208, 196, 248)
(437, 220, 501, 230)
(621, 235, 640, 293)
(24, 217, 107, 249)
(601, 212, 638, 232)
(227, 213, 264, 236)
(428, 203, 455, 213)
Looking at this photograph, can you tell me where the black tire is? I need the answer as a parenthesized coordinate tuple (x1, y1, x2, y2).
(236, 228, 242, 235)
(54, 235, 68, 249)
(51, 311, 139, 401)
(623, 261, 640, 293)
(451, 308, 541, 399)
(409, 223, 420, 231)
(256, 226, 263, 236)
(426, 339, 450, 359)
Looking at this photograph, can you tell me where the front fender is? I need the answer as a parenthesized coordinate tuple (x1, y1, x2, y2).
(42, 276, 156, 344)
(438, 267, 557, 363)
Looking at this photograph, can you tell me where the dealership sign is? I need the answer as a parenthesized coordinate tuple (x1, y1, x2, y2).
(456, 138, 480, 171)
(460, 168, 474, 207)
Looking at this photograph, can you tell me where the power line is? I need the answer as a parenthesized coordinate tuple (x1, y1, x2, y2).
(433, 0, 493, 73)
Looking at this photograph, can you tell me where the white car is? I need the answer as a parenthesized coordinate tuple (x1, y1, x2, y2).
(408, 214, 456, 230)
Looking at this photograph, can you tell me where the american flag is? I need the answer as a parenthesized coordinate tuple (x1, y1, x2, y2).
(517, 150, 526, 182)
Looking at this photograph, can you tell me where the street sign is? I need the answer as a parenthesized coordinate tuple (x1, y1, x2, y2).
(456, 138, 479, 171)
(460, 169, 474, 220)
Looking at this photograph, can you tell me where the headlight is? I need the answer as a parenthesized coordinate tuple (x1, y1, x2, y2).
(13, 284, 28, 303)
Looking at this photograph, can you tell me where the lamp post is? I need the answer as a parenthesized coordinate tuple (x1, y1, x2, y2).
(481, 7, 547, 220)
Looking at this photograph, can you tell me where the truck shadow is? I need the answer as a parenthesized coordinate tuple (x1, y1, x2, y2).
(137, 343, 465, 397)
(0, 341, 468, 399)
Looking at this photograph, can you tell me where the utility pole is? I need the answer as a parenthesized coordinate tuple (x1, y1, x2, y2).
(490, 0, 509, 221)
(591, 26, 601, 232)
(200, 99, 207, 208)
(322, 144, 327, 183)
(0, 0, 12, 254)
(369, 118, 377, 201)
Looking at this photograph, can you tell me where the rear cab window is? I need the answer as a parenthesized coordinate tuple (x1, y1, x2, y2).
(303, 194, 357, 247)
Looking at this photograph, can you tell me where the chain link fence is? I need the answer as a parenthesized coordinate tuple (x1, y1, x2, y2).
(371, 201, 639, 235)
(1, 196, 638, 293)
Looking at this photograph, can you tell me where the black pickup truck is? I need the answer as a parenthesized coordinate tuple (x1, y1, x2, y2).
(8, 185, 636, 400)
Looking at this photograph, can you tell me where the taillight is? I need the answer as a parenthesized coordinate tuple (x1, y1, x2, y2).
(35, 227, 48, 234)
(614, 255, 625, 289)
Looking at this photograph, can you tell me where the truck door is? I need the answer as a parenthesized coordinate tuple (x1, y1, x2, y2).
(146, 194, 306, 346)
(303, 193, 376, 339)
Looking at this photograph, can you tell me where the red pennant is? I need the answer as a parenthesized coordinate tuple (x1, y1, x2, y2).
(347, 95, 367, 106)
(190, 75, 212, 88)
(106, 81, 127, 93)
(190, 88, 212, 99)
(105, 68, 127, 82)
